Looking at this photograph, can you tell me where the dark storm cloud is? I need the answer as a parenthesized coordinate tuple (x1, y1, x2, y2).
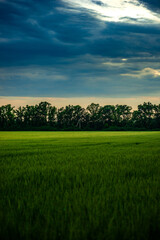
(0, 0, 99, 66)
(139, 0, 160, 12)
(0, 0, 160, 64)
(0, 0, 160, 97)
(88, 22, 160, 58)
(92, 1, 104, 6)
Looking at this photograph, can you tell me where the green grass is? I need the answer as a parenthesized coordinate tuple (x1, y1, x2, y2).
(0, 131, 160, 240)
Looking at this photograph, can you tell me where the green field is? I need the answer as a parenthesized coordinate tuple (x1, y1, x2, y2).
(0, 132, 160, 240)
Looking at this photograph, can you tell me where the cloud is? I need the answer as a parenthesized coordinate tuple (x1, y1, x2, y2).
(121, 67, 160, 78)
(103, 62, 125, 67)
(0, 67, 68, 81)
(0, 0, 160, 67)
(0, 0, 160, 98)
(1, 61, 160, 98)
(62, 0, 160, 24)
(138, 0, 160, 13)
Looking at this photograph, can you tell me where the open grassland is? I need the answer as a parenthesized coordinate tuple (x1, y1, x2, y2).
(0, 131, 160, 240)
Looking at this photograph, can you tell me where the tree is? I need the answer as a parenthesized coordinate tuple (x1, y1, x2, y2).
(15, 106, 25, 126)
(72, 105, 87, 129)
(0, 101, 159, 130)
(86, 103, 101, 129)
(114, 105, 132, 126)
(132, 102, 155, 128)
(99, 105, 115, 127)
(36, 102, 51, 126)
(48, 105, 57, 126)
(23, 105, 36, 126)
(0, 104, 15, 128)
(153, 104, 160, 128)
(57, 105, 87, 129)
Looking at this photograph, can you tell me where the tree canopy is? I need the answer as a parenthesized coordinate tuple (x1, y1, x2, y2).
(0, 102, 160, 130)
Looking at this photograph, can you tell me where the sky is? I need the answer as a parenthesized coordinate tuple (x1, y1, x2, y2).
(0, 0, 160, 108)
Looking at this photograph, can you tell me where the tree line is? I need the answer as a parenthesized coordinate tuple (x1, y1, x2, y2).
(0, 101, 160, 130)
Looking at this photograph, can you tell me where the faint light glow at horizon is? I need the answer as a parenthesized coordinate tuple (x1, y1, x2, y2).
(62, 0, 160, 24)
(1, 96, 160, 110)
